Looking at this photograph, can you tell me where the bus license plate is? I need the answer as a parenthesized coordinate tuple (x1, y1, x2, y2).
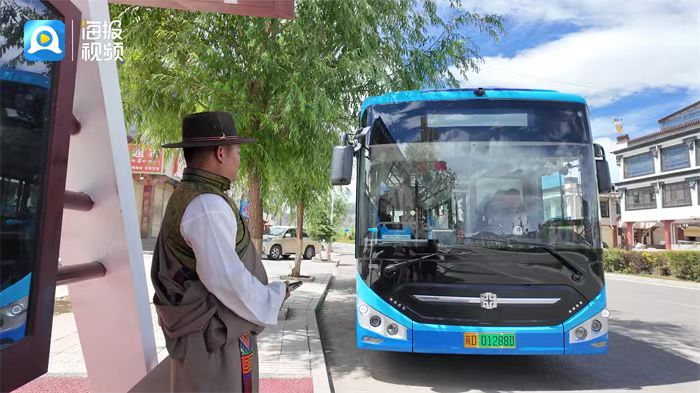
(464, 333, 516, 349)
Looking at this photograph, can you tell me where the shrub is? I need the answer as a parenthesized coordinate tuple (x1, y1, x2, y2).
(603, 249, 626, 272)
(622, 251, 650, 274)
(602, 249, 700, 282)
(644, 252, 670, 276)
(666, 251, 700, 282)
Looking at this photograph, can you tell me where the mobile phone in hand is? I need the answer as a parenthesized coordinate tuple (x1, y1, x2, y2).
(288, 281, 303, 291)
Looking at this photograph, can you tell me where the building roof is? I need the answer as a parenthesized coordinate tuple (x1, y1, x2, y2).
(658, 100, 700, 123)
(612, 118, 700, 154)
(360, 88, 587, 115)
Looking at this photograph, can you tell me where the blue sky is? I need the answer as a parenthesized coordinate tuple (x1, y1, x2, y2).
(449, 0, 700, 180)
(471, 17, 696, 135)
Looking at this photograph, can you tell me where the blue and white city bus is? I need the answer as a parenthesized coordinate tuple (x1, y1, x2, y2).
(331, 88, 612, 355)
(0, 69, 50, 347)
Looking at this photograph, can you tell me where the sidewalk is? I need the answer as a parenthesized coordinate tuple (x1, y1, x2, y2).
(16, 252, 337, 393)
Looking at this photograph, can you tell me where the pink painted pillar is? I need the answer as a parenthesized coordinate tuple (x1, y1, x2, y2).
(663, 220, 673, 250)
(626, 222, 635, 250)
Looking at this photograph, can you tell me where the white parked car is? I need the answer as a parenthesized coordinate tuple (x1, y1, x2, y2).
(262, 226, 320, 260)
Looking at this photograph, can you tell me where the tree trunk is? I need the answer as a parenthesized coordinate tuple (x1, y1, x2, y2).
(321, 240, 328, 261)
(291, 200, 305, 277)
(247, 164, 264, 255)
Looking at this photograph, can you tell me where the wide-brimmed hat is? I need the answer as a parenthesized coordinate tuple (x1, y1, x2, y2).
(162, 111, 256, 148)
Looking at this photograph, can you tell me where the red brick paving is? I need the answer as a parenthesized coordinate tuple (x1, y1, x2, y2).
(13, 376, 90, 393)
(14, 376, 313, 393)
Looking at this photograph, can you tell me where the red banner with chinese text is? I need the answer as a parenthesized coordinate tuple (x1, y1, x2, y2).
(129, 144, 163, 174)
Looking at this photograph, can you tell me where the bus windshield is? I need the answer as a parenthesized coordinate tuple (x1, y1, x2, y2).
(356, 99, 600, 255)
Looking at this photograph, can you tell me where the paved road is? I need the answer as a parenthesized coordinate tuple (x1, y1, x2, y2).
(318, 249, 700, 392)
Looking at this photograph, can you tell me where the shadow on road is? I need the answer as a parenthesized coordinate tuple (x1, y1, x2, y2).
(319, 271, 700, 392)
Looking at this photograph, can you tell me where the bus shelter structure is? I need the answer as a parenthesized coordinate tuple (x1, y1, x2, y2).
(0, 1, 293, 392)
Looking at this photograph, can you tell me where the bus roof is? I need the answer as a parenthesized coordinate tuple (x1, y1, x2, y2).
(360, 88, 587, 118)
(0, 68, 50, 89)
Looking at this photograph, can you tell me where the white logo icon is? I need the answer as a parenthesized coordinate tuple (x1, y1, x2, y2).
(480, 292, 498, 309)
(27, 25, 62, 54)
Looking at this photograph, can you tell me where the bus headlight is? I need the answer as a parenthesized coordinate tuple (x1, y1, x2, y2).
(569, 308, 608, 344)
(0, 296, 29, 333)
(357, 299, 408, 340)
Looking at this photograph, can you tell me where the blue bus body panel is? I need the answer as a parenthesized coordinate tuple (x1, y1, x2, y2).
(0, 274, 31, 343)
(356, 274, 413, 352)
(565, 333, 608, 355)
(0, 323, 28, 343)
(562, 285, 606, 331)
(0, 273, 31, 307)
(0, 68, 51, 88)
(360, 89, 587, 117)
(356, 324, 413, 352)
(356, 273, 607, 355)
(563, 286, 608, 354)
(413, 322, 564, 355)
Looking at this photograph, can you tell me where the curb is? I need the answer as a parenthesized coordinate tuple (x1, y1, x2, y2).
(307, 274, 333, 393)
(606, 272, 700, 289)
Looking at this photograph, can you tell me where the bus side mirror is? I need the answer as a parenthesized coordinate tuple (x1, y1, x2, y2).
(331, 144, 353, 185)
(594, 143, 612, 194)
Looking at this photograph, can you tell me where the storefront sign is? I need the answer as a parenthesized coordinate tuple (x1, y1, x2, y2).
(129, 144, 163, 173)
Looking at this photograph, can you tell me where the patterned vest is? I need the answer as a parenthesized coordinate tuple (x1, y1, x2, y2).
(160, 167, 250, 271)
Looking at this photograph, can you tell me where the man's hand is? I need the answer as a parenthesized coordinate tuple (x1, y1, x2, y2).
(284, 281, 291, 301)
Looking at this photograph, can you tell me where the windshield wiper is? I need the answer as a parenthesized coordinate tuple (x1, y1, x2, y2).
(383, 253, 444, 274)
(381, 244, 476, 274)
(463, 236, 583, 281)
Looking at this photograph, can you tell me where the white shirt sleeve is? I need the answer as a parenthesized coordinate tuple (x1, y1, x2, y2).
(181, 194, 286, 327)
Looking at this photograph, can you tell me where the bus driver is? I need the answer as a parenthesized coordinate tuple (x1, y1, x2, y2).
(480, 188, 528, 235)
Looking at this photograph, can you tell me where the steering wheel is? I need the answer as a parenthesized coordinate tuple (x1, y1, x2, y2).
(475, 221, 508, 235)
(471, 230, 503, 240)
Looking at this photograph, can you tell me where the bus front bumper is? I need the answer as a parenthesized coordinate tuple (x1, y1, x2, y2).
(356, 274, 608, 355)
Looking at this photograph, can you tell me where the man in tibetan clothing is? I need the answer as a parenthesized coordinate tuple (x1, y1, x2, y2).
(152, 111, 289, 392)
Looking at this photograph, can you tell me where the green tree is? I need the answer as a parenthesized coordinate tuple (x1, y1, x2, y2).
(261, 0, 503, 276)
(113, 1, 504, 276)
(306, 189, 350, 260)
(307, 189, 349, 241)
(0, 0, 51, 67)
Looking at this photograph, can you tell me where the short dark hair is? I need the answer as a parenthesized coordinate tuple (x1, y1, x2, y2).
(182, 146, 217, 166)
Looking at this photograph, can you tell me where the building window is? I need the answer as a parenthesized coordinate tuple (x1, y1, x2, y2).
(661, 144, 690, 171)
(696, 140, 699, 166)
(624, 152, 655, 178)
(626, 186, 657, 210)
(663, 182, 692, 208)
(615, 200, 621, 215)
(600, 200, 610, 217)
